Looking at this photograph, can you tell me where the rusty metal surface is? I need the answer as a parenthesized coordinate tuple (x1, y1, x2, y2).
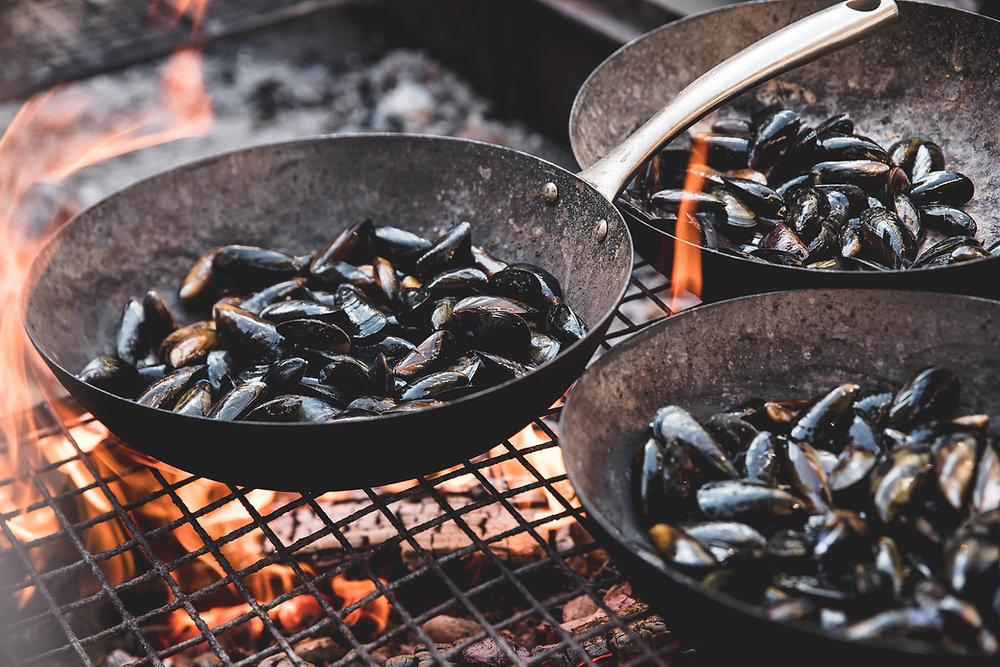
(568, 0, 1000, 301)
(559, 287, 1000, 666)
(22, 133, 633, 492)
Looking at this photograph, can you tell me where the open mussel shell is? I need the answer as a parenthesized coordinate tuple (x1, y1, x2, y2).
(560, 289, 1000, 666)
(569, 0, 1000, 302)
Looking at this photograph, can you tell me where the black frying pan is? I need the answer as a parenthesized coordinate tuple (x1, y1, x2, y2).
(570, 0, 1000, 303)
(20, 1, 895, 492)
(21, 135, 632, 491)
(559, 288, 1000, 666)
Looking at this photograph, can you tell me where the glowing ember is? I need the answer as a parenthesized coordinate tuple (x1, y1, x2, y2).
(161, 574, 392, 654)
(331, 576, 391, 634)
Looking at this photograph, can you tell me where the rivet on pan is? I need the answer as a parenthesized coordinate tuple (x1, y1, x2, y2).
(541, 182, 559, 205)
(594, 219, 608, 243)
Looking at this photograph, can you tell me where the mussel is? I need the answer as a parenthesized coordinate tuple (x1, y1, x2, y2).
(78, 221, 587, 422)
(623, 106, 984, 272)
(633, 366, 1000, 657)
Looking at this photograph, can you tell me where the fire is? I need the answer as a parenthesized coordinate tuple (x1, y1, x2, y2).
(331, 576, 391, 634)
(668, 139, 709, 312)
(0, 0, 236, 630)
(0, 0, 400, 651)
(0, 42, 214, 537)
(500, 414, 580, 532)
(0, 0, 576, 655)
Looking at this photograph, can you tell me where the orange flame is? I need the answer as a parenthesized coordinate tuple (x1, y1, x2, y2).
(0, 46, 214, 515)
(668, 140, 709, 312)
(45, 49, 212, 183)
(502, 417, 579, 532)
(162, 591, 325, 648)
(0, 1, 576, 652)
(161, 573, 391, 651)
(0, 0, 213, 618)
(331, 576, 391, 634)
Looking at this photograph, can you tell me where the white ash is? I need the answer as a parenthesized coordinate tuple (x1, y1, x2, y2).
(0, 10, 573, 237)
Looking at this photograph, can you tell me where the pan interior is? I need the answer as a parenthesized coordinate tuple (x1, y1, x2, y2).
(560, 288, 1000, 654)
(570, 0, 1000, 249)
(24, 134, 631, 376)
(562, 288, 1000, 542)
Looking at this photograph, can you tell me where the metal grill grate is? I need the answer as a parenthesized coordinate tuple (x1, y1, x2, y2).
(0, 0, 369, 104)
(0, 260, 691, 666)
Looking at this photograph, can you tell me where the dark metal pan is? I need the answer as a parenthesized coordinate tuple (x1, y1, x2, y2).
(21, 135, 631, 491)
(570, 0, 1000, 303)
(20, 1, 894, 492)
(559, 288, 1000, 666)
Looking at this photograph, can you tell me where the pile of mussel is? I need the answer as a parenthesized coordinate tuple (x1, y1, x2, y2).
(621, 106, 994, 270)
(77, 219, 586, 422)
(632, 366, 1000, 655)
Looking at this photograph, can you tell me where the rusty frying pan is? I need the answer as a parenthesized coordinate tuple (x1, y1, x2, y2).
(570, 0, 1000, 303)
(21, 1, 894, 492)
(559, 288, 1000, 666)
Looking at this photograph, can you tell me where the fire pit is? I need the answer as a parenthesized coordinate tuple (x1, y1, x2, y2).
(2, 0, 995, 664)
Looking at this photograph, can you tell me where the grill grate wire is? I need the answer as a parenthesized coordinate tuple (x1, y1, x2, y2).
(0, 258, 688, 666)
(0, 0, 374, 104)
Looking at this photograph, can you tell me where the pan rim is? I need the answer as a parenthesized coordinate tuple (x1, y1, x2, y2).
(569, 0, 998, 164)
(559, 286, 1000, 662)
(21, 131, 633, 424)
(568, 0, 1000, 280)
(20, 131, 634, 491)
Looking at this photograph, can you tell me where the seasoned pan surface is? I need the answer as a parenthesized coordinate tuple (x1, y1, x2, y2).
(570, 0, 1000, 301)
(559, 288, 1000, 666)
(23, 134, 632, 491)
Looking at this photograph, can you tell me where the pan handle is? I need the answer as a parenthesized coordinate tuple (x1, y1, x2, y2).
(577, 0, 899, 202)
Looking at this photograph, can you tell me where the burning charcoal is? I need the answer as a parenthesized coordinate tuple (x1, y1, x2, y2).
(421, 615, 485, 644)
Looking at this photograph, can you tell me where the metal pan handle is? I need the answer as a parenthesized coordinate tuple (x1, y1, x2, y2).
(577, 0, 899, 202)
